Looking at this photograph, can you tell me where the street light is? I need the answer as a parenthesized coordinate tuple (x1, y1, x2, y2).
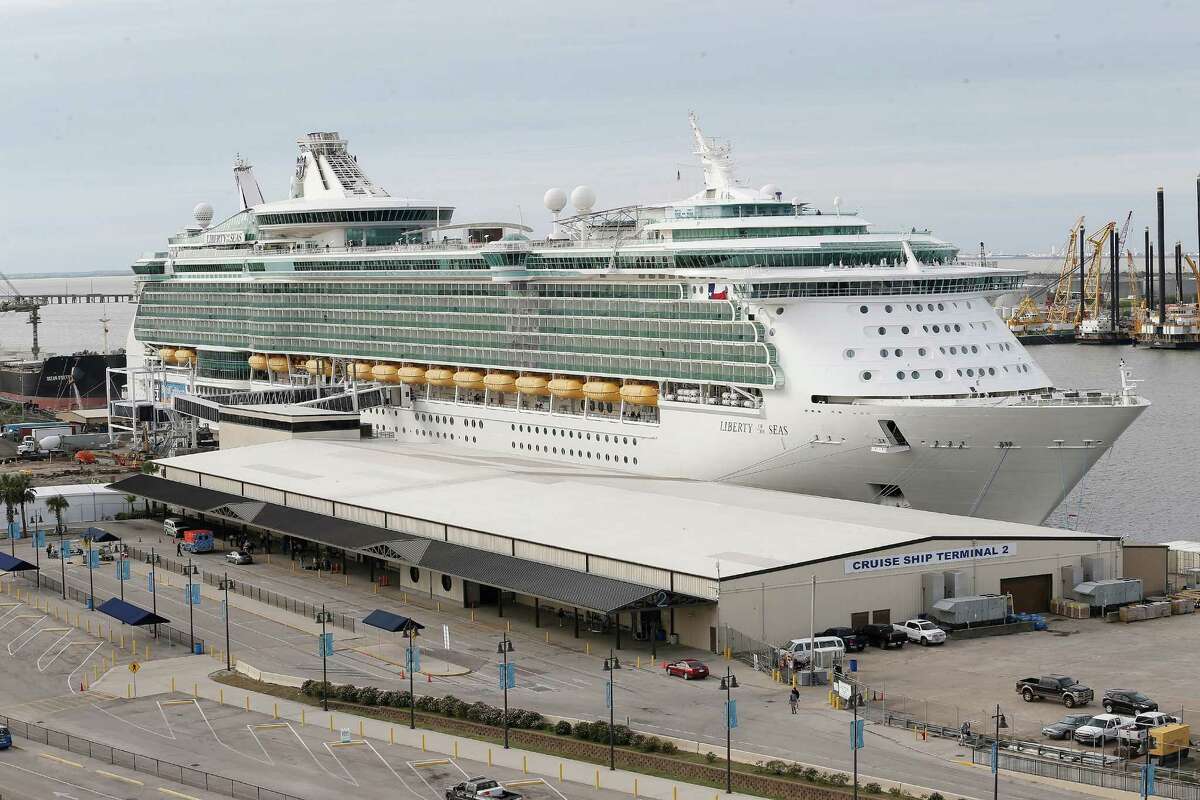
(56, 527, 66, 601)
(315, 605, 333, 712)
(183, 559, 198, 652)
(719, 667, 739, 794)
(991, 704, 1008, 800)
(218, 573, 235, 672)
(498, 635, 515, 748)
(602, 650, 620, 771)
(405, 624, 422, 731)
(84, 532, 96, 610)
(145, 549, 159, 639)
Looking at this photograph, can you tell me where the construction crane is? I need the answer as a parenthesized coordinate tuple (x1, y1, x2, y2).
(1046, 216, 1086, 324)
(1083, 221, 1117, 323)
(0, 270, 46, 358)
(1183, 253, 1200, 305)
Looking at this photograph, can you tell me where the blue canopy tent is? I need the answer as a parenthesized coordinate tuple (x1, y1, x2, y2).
(96, 597, 169, 627)
(82, 527, 121, 543)
(362, 610, 424, 634)
(0, 553, 38, 573)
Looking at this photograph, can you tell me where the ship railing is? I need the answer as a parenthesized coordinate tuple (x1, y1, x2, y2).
(1012, 392, 1134, 408)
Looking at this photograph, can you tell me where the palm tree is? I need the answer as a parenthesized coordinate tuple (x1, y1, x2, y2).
(139, 460, 157, 515)
(124, 494, 138, 518)
(1, 474, 18, 556)
(45, 494, 69, 536)
(10, 473, 37, 587)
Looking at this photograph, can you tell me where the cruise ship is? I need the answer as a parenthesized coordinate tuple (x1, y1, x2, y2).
(124, 119, 1148, 524)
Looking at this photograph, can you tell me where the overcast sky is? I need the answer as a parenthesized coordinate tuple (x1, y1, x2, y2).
(3, 0, 1199, 273)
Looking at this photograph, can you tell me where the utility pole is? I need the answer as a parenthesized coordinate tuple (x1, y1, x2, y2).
(146, 548, 159, 639)
(219, 573, 235, 672)
(407, 625, 423, 730)
(499, 634, 515, 747)
(720, 666, 739, 794)
(991, 704, 1008, 800)
(603, 650, 620, 770)
(185, 557, 197, 652)
(315, 605, 333, 712)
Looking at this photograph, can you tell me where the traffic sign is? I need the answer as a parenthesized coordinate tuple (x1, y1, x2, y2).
(129, 662, 141, 674)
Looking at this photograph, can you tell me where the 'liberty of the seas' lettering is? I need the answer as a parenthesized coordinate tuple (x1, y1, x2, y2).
(720, 421, 789, 436)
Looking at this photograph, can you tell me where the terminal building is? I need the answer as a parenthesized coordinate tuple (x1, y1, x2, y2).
(112, 427, 1126, 651)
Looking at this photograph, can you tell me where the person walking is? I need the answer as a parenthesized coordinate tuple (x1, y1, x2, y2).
(789, 686, 800, 715)
(176, 540, 182, 557)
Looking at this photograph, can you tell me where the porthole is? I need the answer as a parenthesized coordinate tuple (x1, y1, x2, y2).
(988, 367, 996, 375)
(862, 371, 873, 381)
(511, 442, 516, 448)
(632, 457, 638, 465)
(911, 371, 920, 379)
(937, 303, 945, 311)
(894, 349, 902, 357)
(860, 305, 869, 314)
(935, 369, 944, 378)
(623, 456, 629, 464)
(510, 423, 515, 431)
(880, 349, 889, 358)
(632, 439, 637, 446)
(896, 371, 905, 380)
(922, 325, 929, 333)
(938, 347, 946, 354)
(605, 454, 611, 461)
(916, 303, 924, 312)
(623, 437, 628, 444)
(932, 325, 940, 333)
(949, 346, 957, 354)
(877, 326, 886, 335)
(776, 307, 784, 315)
(586, 433, 592, 441)
(905, 304, 913, 311)
(956, 369, 963, 376)
(966, 368, 975, 377)
(901, 326, 910, 334)
(605, 435, 610, 443)
(472, 436, 477, 443)
(409, 567, 420, 583)
(769, 328, 776, 336)
(587, 451, 592, 458)
(918, 347, 927, 356)
(441, 574, 452, 591)
(479, 422, 483, 430)
(885, 304, 893, 313)
(972, 345, 979, 353)
(954, 324, 962, 332)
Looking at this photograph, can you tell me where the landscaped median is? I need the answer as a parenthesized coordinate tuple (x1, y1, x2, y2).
(214, 672, 956, 800)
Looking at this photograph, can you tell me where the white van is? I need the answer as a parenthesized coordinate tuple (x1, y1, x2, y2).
(779, 636, 846, 669)
(163, 518, 190, 538)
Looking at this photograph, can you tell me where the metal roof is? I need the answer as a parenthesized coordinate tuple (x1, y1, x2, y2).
(0, 553, 38, 573)
(362, 610, 423, 633)
(96, 597, 169, 627)
(109, 474, 698, 615)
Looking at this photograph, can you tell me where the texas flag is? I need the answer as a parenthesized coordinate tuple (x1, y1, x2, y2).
(708, 283, 729, 300)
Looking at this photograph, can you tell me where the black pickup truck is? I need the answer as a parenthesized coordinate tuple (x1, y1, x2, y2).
(1015, 675, 1094, 707)
(855, 623, 907, 649)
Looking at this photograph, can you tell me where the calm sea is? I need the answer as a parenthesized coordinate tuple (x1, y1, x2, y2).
(0, 269, 1186, 542)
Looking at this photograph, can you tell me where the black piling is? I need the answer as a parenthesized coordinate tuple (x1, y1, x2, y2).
(1110, 229, 1119, 332)
(1158, 187, 1167, 326)
(1145, 227, 1153, 310)
(1078, 222, 1086, 323)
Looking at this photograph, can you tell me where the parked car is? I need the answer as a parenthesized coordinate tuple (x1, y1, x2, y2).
(1041, 713, 1094, 740)
(446, 778, 521, 800)
(895, 619, 946, 646)
(0, 723, 10, 750)
(1103, 689, 1158, 715)
(1015, 675, 1094, 708)
(163, 518, 192, 538)
(226, 550, 253, 565)
(817, 627, 867, 652)
(778, 636, 846, 668)
(855, 623, 906, 649)
(664, 658, 709, 680)
(1073, 714, 1131, 746)
(1116, 712, 1181, 754)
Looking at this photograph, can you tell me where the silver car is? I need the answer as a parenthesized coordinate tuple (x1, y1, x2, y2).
(225, 550, 253, 565)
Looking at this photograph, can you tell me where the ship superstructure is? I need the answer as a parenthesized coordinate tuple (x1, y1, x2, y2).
(123, 121, 1147, 524)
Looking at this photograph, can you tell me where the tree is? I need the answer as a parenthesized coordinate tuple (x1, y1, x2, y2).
(138, 461, 157, 515)
(45, 494, 69, 536)
(11, 472, 35, 551)
(123, 494, 138, 517)
(1, 474, 18, 556)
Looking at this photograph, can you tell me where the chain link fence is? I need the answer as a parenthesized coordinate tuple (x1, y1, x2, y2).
(0, 712, 307, 800)
(124, 544, 357, 632)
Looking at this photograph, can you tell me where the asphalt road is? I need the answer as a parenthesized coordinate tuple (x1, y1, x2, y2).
(4, 526, 1101, 800)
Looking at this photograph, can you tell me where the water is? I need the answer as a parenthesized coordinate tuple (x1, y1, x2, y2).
(0, 271, 1185, 542)
(0, 274, 135, 358)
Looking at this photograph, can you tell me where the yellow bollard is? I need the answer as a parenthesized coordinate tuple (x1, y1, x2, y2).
(171, 676, 176, 692)
(488, 748, 492, 767)
(637, 656, 641, 669)
(545, 631, 549, 644)
(421, 734, 426, 752)
(93, 664, 99, 681)
(358, 719, 363, 736)
(87, 621, 92, 636)
(132, 640, 138, 657)
(634, 779, 638, 797)
(329, 715, 334, 731)
(193, 683, 198, 697)
(523, 755, 527, 774)
(673, 787, 677, 800)
(301, 709, 306, 725)
(374, 584, 379, 595)
(275, 703, 280, 720)
(147, 644, 151, 660)
(559, 763, 564, 783)
(506, 621, 511, 632)
(220, 689, 224, 704)
(595, 770, 600, 790)
(127, 684, 132, 699)
(245, 696, 251, 711)
(389, 727, 394, 745)
(403, 592, 408, 603)
(586, 642, 591, 656)
(344, 574, 349, 587)
(454, 740, 459, 758)
(470, 609, 475, 622)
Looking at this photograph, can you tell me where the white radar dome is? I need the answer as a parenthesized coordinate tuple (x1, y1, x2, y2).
(790, 196, 802, 206)
(761, 183, 780, 199)
(193, 202, 214, 228)
(543, 187, 567, 214)
(570, 185, 596, 212)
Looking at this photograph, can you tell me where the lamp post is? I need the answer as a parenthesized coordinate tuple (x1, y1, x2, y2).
(719, 667, 739, 794)
(145, 549, 159, 639)
(184, 558, 198, 652)
(991, 704, 1008, 800)
(602, 650, 621, 771)
(84, 533, 95, 610)
(315, 605, 333, 712)
(118, 552, 126, 602)
(498, 634, 515, 748)
(405, 624, 421, 731)
(57, 527, 66, 601)
(218, 573, 235, 672)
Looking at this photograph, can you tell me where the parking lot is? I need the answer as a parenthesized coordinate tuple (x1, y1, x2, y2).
(837, 608, 1200, 748)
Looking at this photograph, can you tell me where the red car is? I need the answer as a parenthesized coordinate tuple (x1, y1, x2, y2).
(664, 658, 709, 680)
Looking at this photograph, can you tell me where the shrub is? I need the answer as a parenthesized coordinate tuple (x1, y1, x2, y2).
(573, 721, 594, 740)
(865, 784, 882, 795)
(589, 721, 610, 743)
(640, 736, 661, 753)
(335, 684, 359, 702)
(801, 768, 820, 783)
(554, 720, 572, 736)
(826, 772, 850, 787)
(415, 695, 440, 712)
(517, 710, 543, 729)
(927, 794, 944, 800)
(761, 760, 788, 776)
(704, 751, 718, 764)
(437, 695, 467, 717)
(611, 724, 632, 747)
(300, 680, 315, 696)
(887, 790, 902, 797)
(356, 687, 381, 706)
(659, 740, 678, 755)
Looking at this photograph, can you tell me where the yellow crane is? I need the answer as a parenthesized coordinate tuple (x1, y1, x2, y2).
(1082, 221, 1117, 323)
(1047, 216, 1085, 324)
(1183, 253, 1200, 305)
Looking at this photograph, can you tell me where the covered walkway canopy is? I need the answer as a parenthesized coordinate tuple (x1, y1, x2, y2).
(82, 527, 121, 543)
(0, 553, 38, 573)
(96, 597, 169, 627)
(362, 610, 424, 634)
(110, 473, 701, 615)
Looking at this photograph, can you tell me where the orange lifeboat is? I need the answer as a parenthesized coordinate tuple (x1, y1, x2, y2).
(398, 366, 427, 385)
(484, 373, 516, 393)
(620, 383, 659, 407)
(516, 375, 549, 396)
(547, 377, 584, 400)
(426, 367, 455, 387)
(582, 380, 621, 403)
(372, 363, 400, 384)
(453, 370, 485, 391)
(248, 354, 268, 371)
(267, 356, 290, 374)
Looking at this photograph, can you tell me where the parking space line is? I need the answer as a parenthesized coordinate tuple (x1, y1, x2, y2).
(95, 768, 145, 786)
(247, 721, 354, 785)
(0, 760, 125, 800)
(39, 751, 84, 768)
(158, 788, 203, 800)
(162, 698, 272, 765)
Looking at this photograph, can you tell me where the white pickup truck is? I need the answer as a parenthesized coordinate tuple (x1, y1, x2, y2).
(894, 619, 947, 646)
(1117, 711, 1180, 754)
(446, 778, 522, 800)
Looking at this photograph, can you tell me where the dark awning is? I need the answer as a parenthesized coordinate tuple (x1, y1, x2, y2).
(0, 553, 38, 573)
(96, 598, 169, 626)
(110, 474, 705, 615)
(362, 610, 425, 633)
(82, 527, 121, 543)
